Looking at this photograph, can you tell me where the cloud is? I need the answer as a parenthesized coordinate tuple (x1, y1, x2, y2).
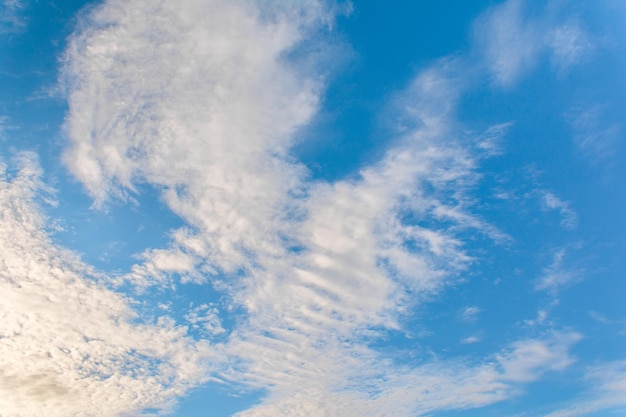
(543, 361, 626, 417)
(208, 57, 572, 415)
(474, 0, 543, 87)
(0, 115, 7, 136)
(0, 0, 26, 35)
(50, 0, 598, 416)
(0, 153, 220, 417)
(227, 331, 581, 416)
(462, 306, 482, 322)
(497, 332, 582, 383)
(461, 336, 481, 344)
(216, 60, 501, 415)
(541, 190, 578, 230)
(566, 105, 622, 163)
(549, 20, 594, 74)
(535, 249, 580, 293)
(524, 309, 550, 327)
(61, 0, 330, 286)
(184, 303, 225, 337)
(474, 0, 594, 87)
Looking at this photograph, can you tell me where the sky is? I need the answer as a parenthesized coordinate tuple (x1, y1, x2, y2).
(1, 0, 625, 416)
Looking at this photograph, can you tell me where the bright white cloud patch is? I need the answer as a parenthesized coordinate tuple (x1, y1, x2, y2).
(0, 153, 218, 417)
(62, 0, 325, 285)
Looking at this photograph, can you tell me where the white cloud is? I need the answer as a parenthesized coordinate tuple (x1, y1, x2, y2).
(524, 309, 550, 327)
(541, 190, 578, 229)
(461, 336, 481, 344)
(462, 306, 482, 322)
(535, 249, 580, 293)
(0, 153, 220, 417)
(214, 59, 573, 415)
(543, 361, 626, 417)
(474, 0, 594, 87)
(52, 1, 594, 416)
(61, 0, 331, 286)
(0, 0, 26, 35)
(549, 20, 594, 74)
(566, 105, 621, 163)
(475, 122, 514, 156)
(497, 332, 582, 383)
(474, 0, 543, 87)
(227, 331, 581, 417)
(184, 304, 225, 337)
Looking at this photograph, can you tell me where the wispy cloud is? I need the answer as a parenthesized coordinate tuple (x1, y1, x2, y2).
(497, 332, 582, 383)
(543, 361, 626, 417)
(540, 190, 578, 230)
(474, 0, 594, 87)
(0, 0, 26, 35)
(566, 104, 622, 163)
(524, 309, 550, 327)
(549, 19, 594, 74)
(462, 306, 482, 322)
(535, 249, 581, 293)
(461, 336, 482, 344)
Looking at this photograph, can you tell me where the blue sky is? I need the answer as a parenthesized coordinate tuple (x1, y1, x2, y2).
(1, 0, 625, 416)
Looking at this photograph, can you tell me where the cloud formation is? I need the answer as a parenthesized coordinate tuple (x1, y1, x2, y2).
(0, 153, 218, 417)
(541, 191, 578, 230)
(0, 0, 26, 35)
(474, 0, 594, 86)
(2, 0, 614, 415)
(543, 361, 626, 417)
(535, 249, 580, 293)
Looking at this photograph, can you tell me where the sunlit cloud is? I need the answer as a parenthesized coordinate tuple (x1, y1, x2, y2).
(0, 153, 220, 417)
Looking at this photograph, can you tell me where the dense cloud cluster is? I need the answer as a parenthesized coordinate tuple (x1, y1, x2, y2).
(0, 153, 218, 417)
